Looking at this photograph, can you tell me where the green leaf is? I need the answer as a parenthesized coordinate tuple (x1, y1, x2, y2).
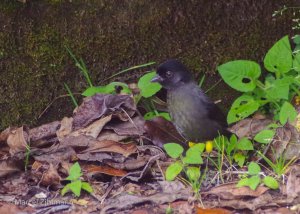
(218, 60, 261, 92)
(248, 162, 261, 175)
(166, 162, 183, 181)
(254, 129, 275, 144)
(144, 111, 171, 121)
(66, 162, 82, 181)
(236, 137, 254, 151)
(279, 101, 298, 125)
(293, 35, 300, 45)
(82, 82, 131, 96)
(183, 144, 205, 164)
(186, 166, 201, 182)
(293, 52, 300, 72)
(264, 35, 293, 74)
(233, 153, 246, 167)
(68, 180, 82, 197)
(164, 143, 184, 159)
(237, 177, 250, 188)
(81, 182, 93, 193)
(263, 176, 279, 189)
(265, 77, 293, 100)
(227, 135, 238, 155)
(138, 71, 162, 98)
(61, 184, 70, 196)
(227, 95, 260, 124)
(248, 175, 261, 190)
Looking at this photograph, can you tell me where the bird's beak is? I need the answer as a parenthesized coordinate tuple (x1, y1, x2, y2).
(151, 75, 163, 83)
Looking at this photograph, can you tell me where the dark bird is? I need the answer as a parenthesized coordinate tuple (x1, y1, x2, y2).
(151, 59, 230, 142)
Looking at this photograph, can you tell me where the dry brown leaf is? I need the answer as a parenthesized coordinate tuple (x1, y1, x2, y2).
(82, 140, 137, 157)
(195, 207, 232, 214)
(73, 94, 136, 129)
(29, 121, 60, 142)
(85, 164, 127, 176)
(7, 127, 28, 155)
(206, 183, 268, 200)
(105, 116, 144, 136)
(286, 165, 300, 199)
(41, 164, 61, 187)
(144, 116, 185, 148)
(0, 127, 12, 142)
(56, 117, 73, 141)
(0, 160, 21, 178)
(97, 130, 129, 142)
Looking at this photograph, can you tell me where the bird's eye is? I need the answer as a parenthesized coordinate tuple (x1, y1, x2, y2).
(166, 71, 172, 78)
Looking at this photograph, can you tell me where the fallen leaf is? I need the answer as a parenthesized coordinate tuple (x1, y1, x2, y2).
(41, 164, 61, 187)
(56, 117, 73, 141)
(195, 207, 232, 214)
(85, 164, 127, 176)
(105, 116, 144, 136)
(0, 160, 21, 178)
(286, 165, 300, 199)
(7, 127, 28, 155)
(29, 121, 60, 142)
(73, 94, 136, 129)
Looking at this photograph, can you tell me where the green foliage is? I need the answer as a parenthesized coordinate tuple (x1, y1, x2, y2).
(61, 162, 93, 197)
(218, 35, 299, 124)
(254, 129, 276, 144)
(138, 71, 162, 98)
(163, 143, 205, 194)
(237, 162, 279, 190)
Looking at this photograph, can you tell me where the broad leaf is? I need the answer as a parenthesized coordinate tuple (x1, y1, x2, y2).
(66, 162, 82, 181)
(236, 137, 253, 151)
(233, 153, 246, 167)
(218, 60, 261, 92)
(81, 182, 93, 193)
(264, 35, 293, 74)
(164, 143, 184, 159)
(138, 71, 162, 98)
(183, 144, 205, 164)
(68, 180, 82, 197)
(186, 166, 201, 182)
(227, 95, 260, 124)
(82, 82, 131, 96)
(279, 102, 297, 125)
(248, 162, 261, 175)
(263, 176, 279, 189)
(265, 77, 293, 100)
(254, 129, 275, 144)
(166, 162, 183, 181)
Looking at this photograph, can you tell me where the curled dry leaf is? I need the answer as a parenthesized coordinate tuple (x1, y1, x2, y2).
(40, 164, 61, 187)
(286, 165, 300, 199)
(7, 127, 29, 155)
(56, 117, 73, 141)
(0, 127, 13, 142)
(29, 121, 60, 142)
(0, 160, 21, 178)
(72, 94, 136, 130)
(205, 183, 268, 200)
(84, 164, 127, 177)
(105, 116, 144, 136)
(97, 130, 129, 142)
(144, 116, 185, 148)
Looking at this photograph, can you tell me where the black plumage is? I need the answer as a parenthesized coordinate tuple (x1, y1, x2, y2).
(151, 59, 229, 142)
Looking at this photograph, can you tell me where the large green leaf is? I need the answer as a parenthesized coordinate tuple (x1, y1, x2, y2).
(264, 35, 293, 74)
(279, 101, 298, 125)
(293, 52, 300, 72)
(218, 60, 261, 92)
(227, 95, 260, 124)
(265, 76, 293, 100)
(138, 71, 162, 98)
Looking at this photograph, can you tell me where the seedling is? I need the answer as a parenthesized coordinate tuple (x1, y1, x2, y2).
(61, 162, 93, 197)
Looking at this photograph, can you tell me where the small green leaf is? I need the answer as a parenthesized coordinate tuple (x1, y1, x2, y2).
(264, 35, 293, 73)
(236, 137, 254, 151)
(138, 72, 162, 98)
(248, 175, 261, 190)
(248, 162, 261, 175)
(166, 162, 183, 181)
(183, 144, 205, 164)
(186, 166, 201, 182)
(233, 153, 246, 167)
(164, 143, 184, 159)
(265, 77, 293, 100)
(66, 162, 82, 181)
(81, 182, 93, 193)
(227, 135, 238, 154)
(227, 95, 260, 124)
(218, 60, 261, 92)
(263, 176, 279, 189)
(293, 52, 300, 72)
(82, 82, 131, 96)
(279, 101, 298, 125)
(61, 184, 70, 196)
(237, 177, 250, 188)
(68, 180, 82, 197)
(144, 111, 171, 121)
(254, 129, 275, 144)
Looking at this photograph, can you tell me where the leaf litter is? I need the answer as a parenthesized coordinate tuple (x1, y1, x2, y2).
(0, 94, 300, 213)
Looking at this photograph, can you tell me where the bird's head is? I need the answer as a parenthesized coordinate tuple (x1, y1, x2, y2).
(151, 59, 193, 89)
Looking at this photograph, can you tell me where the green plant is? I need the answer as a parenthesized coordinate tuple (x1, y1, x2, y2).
(163, 143, 205, 194)
(218, 36, 299, 125)
(237, 162, 279, 190)
(61, 162, 93, 197)
(257, 151, 297, 178)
